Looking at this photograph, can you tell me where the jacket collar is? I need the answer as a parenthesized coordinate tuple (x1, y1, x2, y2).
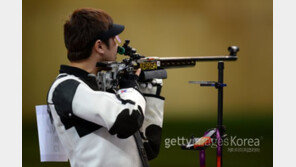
(59, 65, 98, 90)
(59, 65, 92, 78)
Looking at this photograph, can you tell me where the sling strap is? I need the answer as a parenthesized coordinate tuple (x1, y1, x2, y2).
(133, 131, 150, 167)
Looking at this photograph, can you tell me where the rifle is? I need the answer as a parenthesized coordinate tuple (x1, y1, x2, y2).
(96, 40, 239, 91)
(96, 40, 239, 167)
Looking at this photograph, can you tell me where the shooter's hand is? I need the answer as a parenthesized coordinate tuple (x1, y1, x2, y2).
(118, 68, 141, 89)
(135, 68, 141, 76)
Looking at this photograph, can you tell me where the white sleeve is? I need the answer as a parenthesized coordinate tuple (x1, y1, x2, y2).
(139, 96, 164, 160)
(140, 96, 164, 138)
(48, 77, 146, 139)
(72, 84, 146, 130)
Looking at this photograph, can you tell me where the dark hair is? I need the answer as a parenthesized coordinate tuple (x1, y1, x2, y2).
(64, 8, 113, 61)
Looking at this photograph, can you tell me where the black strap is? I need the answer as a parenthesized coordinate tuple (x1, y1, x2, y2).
(134, 131, 150, 167)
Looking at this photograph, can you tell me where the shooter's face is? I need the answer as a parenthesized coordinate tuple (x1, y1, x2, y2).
(102, 37, 118, 61)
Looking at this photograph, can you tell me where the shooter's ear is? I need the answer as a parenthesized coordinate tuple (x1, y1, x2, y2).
(94, 40, 104, 55)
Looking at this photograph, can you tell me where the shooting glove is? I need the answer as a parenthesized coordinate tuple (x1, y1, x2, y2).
(118, 72, 139, 89)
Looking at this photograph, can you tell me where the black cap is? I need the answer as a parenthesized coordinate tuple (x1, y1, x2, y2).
(97, 23, 125, 40)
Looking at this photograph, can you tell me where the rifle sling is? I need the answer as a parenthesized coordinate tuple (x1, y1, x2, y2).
(133, 131, 150, 167)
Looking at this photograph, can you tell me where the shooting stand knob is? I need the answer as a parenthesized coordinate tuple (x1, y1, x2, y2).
(228, 46, 239, 56)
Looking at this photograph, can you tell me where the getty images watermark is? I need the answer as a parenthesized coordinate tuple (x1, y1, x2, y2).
(164, 136, 262, 153)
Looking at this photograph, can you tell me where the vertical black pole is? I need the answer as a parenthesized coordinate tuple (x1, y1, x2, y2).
(218, 61, 224, 128)
(217, 61, 224, 167)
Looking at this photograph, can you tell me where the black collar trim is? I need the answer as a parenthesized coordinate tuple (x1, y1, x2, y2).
(59, 65, 99, 90)
(59, 65, 91, 79)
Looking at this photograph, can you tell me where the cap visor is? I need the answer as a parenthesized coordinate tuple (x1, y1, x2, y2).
(109, 24, 125, 37)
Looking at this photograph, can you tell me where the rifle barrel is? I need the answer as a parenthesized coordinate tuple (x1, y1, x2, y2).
(158, 56, 237, 62)
(156, 56, 237, 69)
